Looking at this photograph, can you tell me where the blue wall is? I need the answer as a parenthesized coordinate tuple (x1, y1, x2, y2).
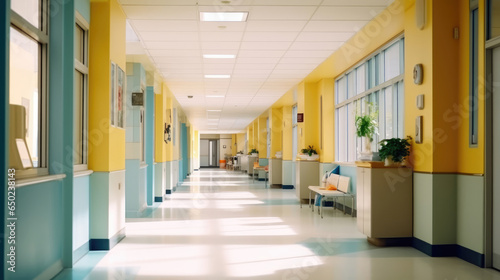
(1, 1, 10, 279)
(339, 165, 357, 195)
(73, 175, 90, 262)
(146, 86, 155, 205)
(15, 181, 65, 279)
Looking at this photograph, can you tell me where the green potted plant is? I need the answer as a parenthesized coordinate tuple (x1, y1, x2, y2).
(299, 145, 319, 160)
(249, 148, 259, 156)
(355, 102, 378, 160)
(378, 136, 412, 166)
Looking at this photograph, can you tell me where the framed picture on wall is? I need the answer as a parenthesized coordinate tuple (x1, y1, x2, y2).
(110, 62, 116, 126)
(110, 62, 125, 128)
(117, 66, 124, 128)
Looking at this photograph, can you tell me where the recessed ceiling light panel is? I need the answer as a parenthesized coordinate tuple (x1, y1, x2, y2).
(205, 75, 230, 79)
(203, 54, 235, 59)
(200, 12, 248, 22)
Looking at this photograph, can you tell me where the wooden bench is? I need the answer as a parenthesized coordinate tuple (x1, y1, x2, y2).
(308, 174, 354, 218)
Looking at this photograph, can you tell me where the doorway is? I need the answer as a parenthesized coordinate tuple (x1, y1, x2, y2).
(200, 139, 219, 168)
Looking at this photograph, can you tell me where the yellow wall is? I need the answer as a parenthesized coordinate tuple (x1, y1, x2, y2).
(403, 0, 434, 172)
(154, 83, 168, 163)
(318, 78, 335, 163)
(282, 106, 293, 161)
(247, 124, 254, 152)
(456, 0, 485, 174)
(88, 0, 126, 172)
(303, 82, 320, 155)
(258, 116, 267, 158)
(236, 133, 245, 154)
(270, 107, 283, 158)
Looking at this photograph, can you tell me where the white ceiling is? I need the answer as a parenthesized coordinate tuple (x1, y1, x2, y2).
(121, 0, 392, 134)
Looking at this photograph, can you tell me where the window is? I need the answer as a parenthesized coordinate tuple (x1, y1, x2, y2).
(335, 37, 405, 162)
(9, 0, 49, 176)
(488, 0, 500, 40)
(470, 0, 479, 146)
(74, 14, 89, 168)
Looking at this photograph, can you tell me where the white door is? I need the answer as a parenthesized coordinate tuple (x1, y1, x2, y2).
(493, 46, 500, 270)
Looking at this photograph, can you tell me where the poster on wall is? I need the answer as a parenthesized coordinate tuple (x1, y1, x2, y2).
(110, 62, 125, 128)
(110, 62, 116, 126)
(117, 66, 124, 128)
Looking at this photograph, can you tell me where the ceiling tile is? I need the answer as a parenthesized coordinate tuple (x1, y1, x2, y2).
(120, 0, 198, 5)
(240, 41, 292, 50)
(122, 6, 197, 20)
(296, 32, 355, 42)
(248, 6, 317, 20)
(140, 31, 199, 42)
(245, 21, 307, 32)
(242, 32, 299, 42)
(237, 50, 285, 58)
(312, 6, 386, 21)
(200, 32, 244, 42)
(144, 41, 200, 50)
(122, 1, 391, 132)
(303, 20, 368, 32)
(289, 41, 343, 51)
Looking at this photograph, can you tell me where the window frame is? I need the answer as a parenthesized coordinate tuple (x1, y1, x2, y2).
(470, 0, 479, 147)
(74, 11, 89, 171)
(9, 0, 49, 178)
(334, 36, 405, 163)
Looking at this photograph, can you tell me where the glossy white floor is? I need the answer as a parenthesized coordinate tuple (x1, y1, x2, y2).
(55, 169, 500, 280)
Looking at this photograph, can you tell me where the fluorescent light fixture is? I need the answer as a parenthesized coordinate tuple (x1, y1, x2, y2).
(206, 95, 225, 98)
(203, 54, 236, 59)
(200, 12, 248, 22)
(205, 75, 230, 79)
(207, 110, 222, 112)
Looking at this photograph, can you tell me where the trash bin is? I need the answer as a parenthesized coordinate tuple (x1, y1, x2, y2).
(219, 160, 226, 169)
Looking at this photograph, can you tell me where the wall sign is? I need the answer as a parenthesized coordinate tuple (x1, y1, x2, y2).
(297, 113, 304, 123)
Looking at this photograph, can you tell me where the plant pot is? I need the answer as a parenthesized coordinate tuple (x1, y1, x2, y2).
(299, 154, 319, 161)
(251, 153, 258, 156)
(358, 137, 373, 161)
(384, 156, 401, 167)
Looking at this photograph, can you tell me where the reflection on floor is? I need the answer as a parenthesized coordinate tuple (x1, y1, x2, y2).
(54, 169, 500, 280)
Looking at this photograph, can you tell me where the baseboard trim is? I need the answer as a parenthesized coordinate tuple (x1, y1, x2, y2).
(73, 241, 89, 264)
(155, 196, 163, 202)
(412, 237, 455, 257)
(412, 238, 485, 267)
(166, 189, 172, 194)
(90, 228, 126, 251)
(456, 245, 485, 267)
(34, 260, 63, 280)
(282, 185, 294, 189)
(258, 178, 268, 181)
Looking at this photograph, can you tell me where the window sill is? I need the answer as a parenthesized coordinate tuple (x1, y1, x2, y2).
(74, 170, 94, 178)
(16, 174, 66, 188)
(140, 163, 148, 169)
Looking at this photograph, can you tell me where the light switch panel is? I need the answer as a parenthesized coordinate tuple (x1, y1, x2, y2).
(416, 94, 424, 109)
(415, 116, 423, 144)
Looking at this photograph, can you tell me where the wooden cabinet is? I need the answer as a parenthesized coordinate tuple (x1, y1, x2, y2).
(269, 158, 282, 185)
(295, 160, 319, 202)
(356, 163, 413, 238)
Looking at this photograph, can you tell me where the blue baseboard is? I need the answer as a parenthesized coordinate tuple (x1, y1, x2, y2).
(258, 178, 268, 181)
(155, 196, 163, 202)
(456, 245, 485, 267)
(282, 185, 294, 189)
(412, 238, 484, 267)
(90, 228, 126, 251)
(166, 189, 172, 194)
